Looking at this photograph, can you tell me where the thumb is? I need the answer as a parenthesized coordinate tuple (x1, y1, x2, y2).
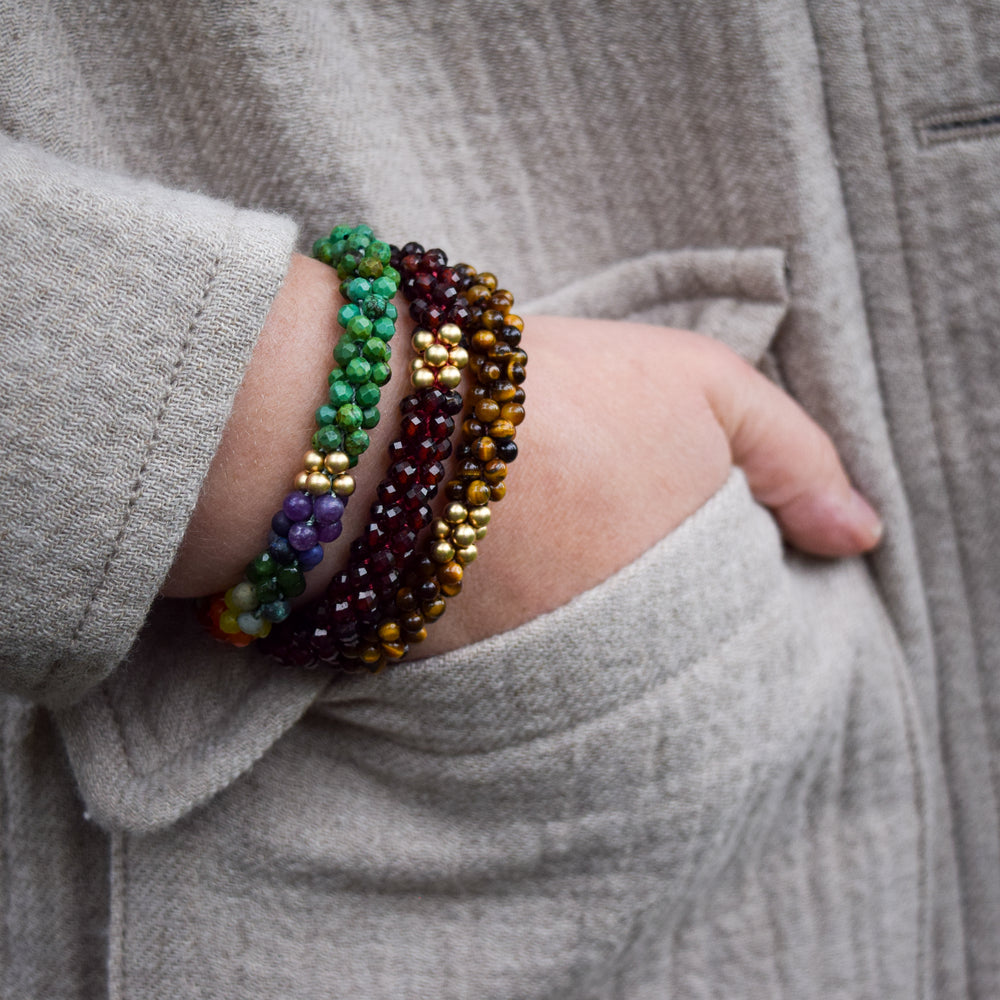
(703, 349, 883, 557)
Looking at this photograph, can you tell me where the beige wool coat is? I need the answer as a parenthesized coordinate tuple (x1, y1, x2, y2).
(2, 1, 999, 997)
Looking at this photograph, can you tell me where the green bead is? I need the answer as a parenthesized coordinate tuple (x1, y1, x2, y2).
(384, 301, 398, 320)
(344, 428, 370, 455)
(338, 303, 361, 327)
(344, 357, 372, 384)
(360, 294, 387, 318)
(369, 361, 391, 386)
(354, 224, 374, 240)
(260, 600, 291, 624)
(368, 240, 391, 263)
(346, 277, 372, 303)
(362, 337, 390, 363)
(246, 552, 278, 584)
(360, 406, 380, 429)
(346, 314, 373, 339)
(315, 403, 339, 426)
(256, 578, 281, 604)
(333, 339, 360, 367)
(313, 425, 343, 452)
(276, 564, 306, 599)
(336, 403, 363, 430)
(328, 380, 354, 406)
(382, 264, 401, 286)
(356, 381, 381, 408)
(357, 257, 383, 279)
(331, 224, 352, 241)
(312, 238, 335, 264)
(329, 238, 349, 261)
(372, 316, 396, 342)
(346, 231, 370, 252)
(372, 275, 397, 298)
(328, 368, 346, 384)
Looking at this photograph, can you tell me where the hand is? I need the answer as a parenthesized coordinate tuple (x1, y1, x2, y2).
(163, 261, 882, 659)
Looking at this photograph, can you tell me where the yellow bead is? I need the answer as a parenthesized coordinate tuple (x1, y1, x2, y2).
(456, 545, 478, 565)
(257, 619, 272, 639)
(467, 506, 491, 528)
(438, 323, 462, 346)
(431, 540, 455, 564)
(424, 342, 449, 368)
(444, 502, 468, 524)
(306, 472, 331, 495)
(359, 644, 382, 665)
(438, 366, 462, 389)
(294, 471, 310, 491)
(452, 523, 477, 548)
(324, 451, 349, 475)
(412, 329, 435, 353)
(303, 450, 325, 472)
(475, 525, 489, 540)
(332, 474, 356, 496)
(218, 609, 241, 634)
(448, 346, 469, 369)
(411, 367, 435, 390)
(432, 518, 451, 539)
(377, 620, 401, 642)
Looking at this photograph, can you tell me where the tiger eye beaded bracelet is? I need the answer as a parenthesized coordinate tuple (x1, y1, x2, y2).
(263, 242, 525, 672)
(200, 224, 401, 645)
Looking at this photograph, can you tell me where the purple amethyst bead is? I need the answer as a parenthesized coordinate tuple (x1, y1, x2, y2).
(288, 522, 319, 552)
(316, 520, 343, 544)
(271, 510, 293, 537)
(283, 491, 314, 522)
(313, 493, 346, 525)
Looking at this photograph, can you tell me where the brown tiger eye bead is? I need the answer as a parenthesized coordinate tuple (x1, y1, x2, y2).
(359, 644, 382, 665)
(466, 283, 491, 305)
(440, 580, 462, 598)
(483, 458, 507, 484)
(504, 313, 524, 331)
(478, 272, 498, 292)
(472, 436, 496, 462)
(500, 402, 525, 425)
(489, 482, 507, 502)
(466, 480, 490, 505)
(401, 610, 426, 634)
(395, 587, 418, 612)
(470, 329, 496, 354)
(381, 640, 408, 660)
(414, 555, 437, 579)
(445, 480, 466, 502)
(462, 417, 485, 440)
(422, 597, 447, 620)
(437, 561, 464, 587)
(481, 309, 506, 330)
(488, 289, 514, 312)
(474, 398, 501, 423)
(488, 418, 516, 440)
(408, 627, 428, 645)
(492, 380, 517, 402)
(470, 384, 489, 402)
(378, 620, 402, 643)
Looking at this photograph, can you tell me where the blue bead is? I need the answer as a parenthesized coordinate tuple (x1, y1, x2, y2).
(271, 510, 292, 537)
(260, 600, 291, 623)
(298, 544, 324, 570)
(267, 533, 296, 565)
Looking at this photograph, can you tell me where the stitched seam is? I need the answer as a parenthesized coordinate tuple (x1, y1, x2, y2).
(49, 245, 225, 686)
(916, 102, 1000, 147)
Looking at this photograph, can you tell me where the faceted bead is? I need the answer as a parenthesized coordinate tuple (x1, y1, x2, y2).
(360, 407, 380, 430)
(333, 339, 360, 367)
(362, 337, 390, 363)
(346, 314, 374, 339)
(329, 380, 355, 406)
(315, 404, 339, 426)
(370, 361, 392, 386)
(313, 425, 344, 452)
(344, 358, 372, 385)
(337, 303, 361, 327)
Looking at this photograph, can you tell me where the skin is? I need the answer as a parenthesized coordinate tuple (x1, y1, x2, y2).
(163, 255, 882, 659)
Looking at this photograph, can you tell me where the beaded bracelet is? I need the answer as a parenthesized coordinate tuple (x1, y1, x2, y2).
(200, 224, 401, 645)
(263, 243, 525, 672)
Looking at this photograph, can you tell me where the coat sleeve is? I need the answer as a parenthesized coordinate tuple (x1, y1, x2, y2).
(0, 135, 299, 705)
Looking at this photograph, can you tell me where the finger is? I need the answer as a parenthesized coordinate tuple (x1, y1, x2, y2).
(703, 349, 883, 557)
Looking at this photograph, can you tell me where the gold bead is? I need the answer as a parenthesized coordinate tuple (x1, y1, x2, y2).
(306, 472, 331, 495)
(467, 506, 491, 528)
(332, 474, 356, 496)
(410, 357, 426, 372)
(324, 451, 349, 475)
(431, 540, 455, 564)
(294, 471, 310, 491)
(431, 518, 451, 539)
(411, 367, 435, 390)
(444, 502, 468, 524)
(475, 525, 489, 540)
(452, 523, 477, 548)
(412, 329, 435, 353)
(438, 323, 462, 347)
(424, 342, 449, 368)
(438, 365, 462, 389)
(377, 620, 401, 643)
(456, 545, 478, 564)
(303, 450, 324, 472)
(448, 346, 469, 369)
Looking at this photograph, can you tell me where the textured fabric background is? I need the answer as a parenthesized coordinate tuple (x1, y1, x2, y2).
(0, 0, 998, 997)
